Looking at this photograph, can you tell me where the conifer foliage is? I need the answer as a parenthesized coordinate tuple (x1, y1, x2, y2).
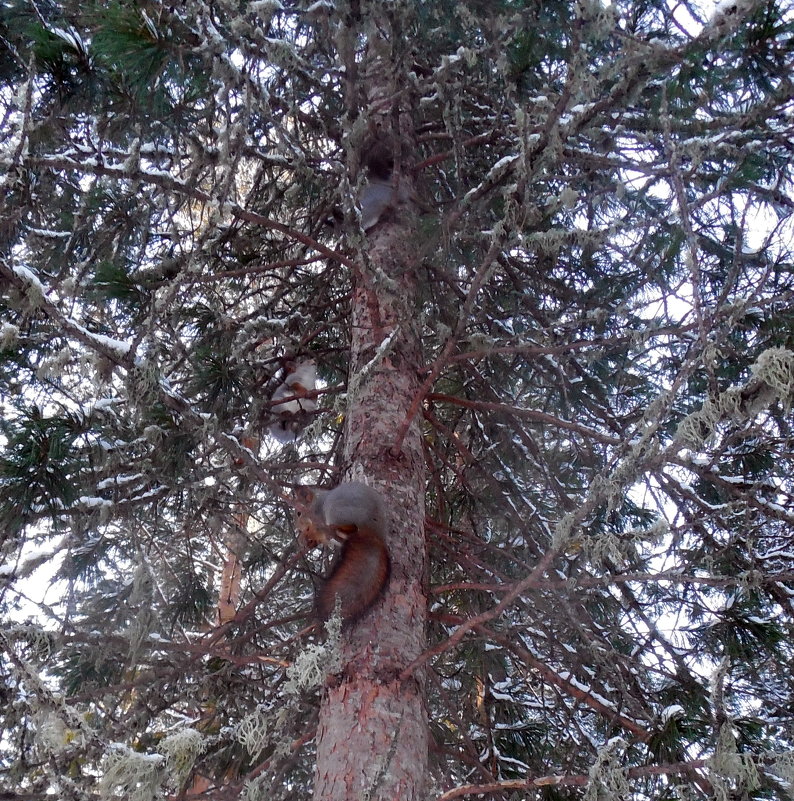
(1, 0, 794, 798)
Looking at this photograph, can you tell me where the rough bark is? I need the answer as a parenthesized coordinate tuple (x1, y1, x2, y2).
(311, 148, 428, 801)
(216, 524, 244, 625)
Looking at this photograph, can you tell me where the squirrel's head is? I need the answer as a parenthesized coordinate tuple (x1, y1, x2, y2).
(293, 486, 326, 548)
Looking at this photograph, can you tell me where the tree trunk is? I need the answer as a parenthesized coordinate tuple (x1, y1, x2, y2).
(311, 134, 428, 800)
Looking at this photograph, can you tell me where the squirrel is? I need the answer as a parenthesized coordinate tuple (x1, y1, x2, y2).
(358, 129, 396, 231)
(268, 360, 317, 444)
(294, 481, 390, 624)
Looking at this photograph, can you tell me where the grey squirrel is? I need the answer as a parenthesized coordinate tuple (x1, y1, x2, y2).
(294, 481, 390, 624)
(357, 123, 413, 231)
(322, 123, 419, 232)
(358, 160, 424, 230)
(268, 360, 317, 444)
(359, 175, 400, 231)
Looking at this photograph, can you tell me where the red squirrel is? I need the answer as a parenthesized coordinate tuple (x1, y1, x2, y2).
(294, 481, 390, 624)
(268, 360, 317, 444)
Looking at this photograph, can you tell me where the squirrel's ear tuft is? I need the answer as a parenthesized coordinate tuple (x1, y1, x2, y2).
(294, 486, 316, 505)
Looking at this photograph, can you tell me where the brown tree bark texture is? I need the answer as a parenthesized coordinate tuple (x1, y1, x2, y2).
(312, 197, 429, 799)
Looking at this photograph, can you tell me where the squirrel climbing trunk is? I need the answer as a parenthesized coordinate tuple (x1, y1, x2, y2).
(294, 482, 390, 624)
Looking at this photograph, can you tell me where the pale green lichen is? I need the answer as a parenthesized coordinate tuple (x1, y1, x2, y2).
(765, 750, 794, 797)
(0, 322, 19, 350)
(751, 347, 794, 409)
(709, 723, 760, 801)
(676, 347, 794, 449)
(237, 706, 272, 761)
(99, 744, 163, 801)
(159, 728, 204, 788)
(240, 774, 268, 801)
(583, 737, 629, 801)
(33, 711, 71, 753)
(284, 612, 343, 694)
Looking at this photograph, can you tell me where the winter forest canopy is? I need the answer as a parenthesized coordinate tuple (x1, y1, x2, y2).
(1, 0, 794, 799)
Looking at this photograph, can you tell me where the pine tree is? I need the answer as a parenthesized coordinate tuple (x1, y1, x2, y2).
(2, 1, 794, 799)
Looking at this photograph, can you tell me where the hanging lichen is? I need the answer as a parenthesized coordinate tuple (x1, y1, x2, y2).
(237, 705, 273, 762)
(159, 728, 204, 789)
(583, 737, 629, 801)
(765, 750, 794, 798)
(98, 744, 164, 801)
(676, 347, 794, 449)
(751, 347, 794, 410)
(284, 613, 343, 694)
(709, 722, 760, 801)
